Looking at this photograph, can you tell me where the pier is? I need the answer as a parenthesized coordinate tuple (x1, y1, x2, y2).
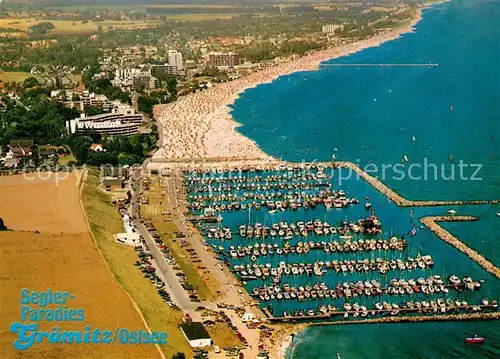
(421, 216, 500, 279)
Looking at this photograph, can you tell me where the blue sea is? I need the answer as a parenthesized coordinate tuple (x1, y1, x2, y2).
(227, 0, 500, 358)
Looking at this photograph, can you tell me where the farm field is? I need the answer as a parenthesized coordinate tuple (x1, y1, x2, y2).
(0, 172, 87, 233)
(0, 172, 160, 359)
(0, 18, 161, 35)
(0, 72, 31, 82)
(82, 173, 193, 358)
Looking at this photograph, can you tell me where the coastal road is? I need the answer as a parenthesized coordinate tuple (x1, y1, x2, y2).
(130, 170, 196, 312)
(135, 222, 196, 311)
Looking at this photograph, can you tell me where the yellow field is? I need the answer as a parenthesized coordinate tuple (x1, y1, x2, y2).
(82, 173, 193, 358)
(159, 13, 240, 21)
(0, 18, 161, 35)
(0, 72, 31, 82)
(0, 172, 160, 359)
(0, 172, 87, 233)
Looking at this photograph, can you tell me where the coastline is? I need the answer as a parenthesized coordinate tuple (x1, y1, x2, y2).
(152, 3, 454, 359)
(154, 3, 437, 162)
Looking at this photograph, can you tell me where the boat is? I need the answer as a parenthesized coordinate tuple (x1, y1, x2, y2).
(364, 202, 372, 210)
(496, 213, 500, 217)
(408, 226, 417, 236)
(447, 209, 457, 215)
(402, 155, 409, 163)
(464, 334, 484, 344)
(412, 135, 416, 142)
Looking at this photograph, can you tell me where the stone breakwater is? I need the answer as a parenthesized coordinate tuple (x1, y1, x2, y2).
(334, 162, 500, 207)
(421, 216, 500, 279)
(310, 311, 500, 327)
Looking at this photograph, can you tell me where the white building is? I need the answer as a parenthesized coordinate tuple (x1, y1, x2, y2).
(113, 68, 155, 89)
(115, 214, 141, 246)
(168, 50, 183, 71)
(322, 24, 342, 33)
(180, 323, 212, 348)
(66, 110, 143, 136)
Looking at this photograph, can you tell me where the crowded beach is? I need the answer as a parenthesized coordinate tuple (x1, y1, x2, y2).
(152, 9, 427, 162)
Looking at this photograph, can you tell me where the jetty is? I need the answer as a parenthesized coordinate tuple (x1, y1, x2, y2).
(334, 161, 500, 207)
(421, 216, 500, 279)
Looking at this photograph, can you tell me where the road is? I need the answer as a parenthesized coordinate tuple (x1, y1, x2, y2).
(130, 169, 196, 313)
(131, 167, 264, 358)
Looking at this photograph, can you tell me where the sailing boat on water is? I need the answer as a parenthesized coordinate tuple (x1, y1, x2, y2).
(402, 155, 409, 163)
(408, 226, 417, 236)
(412, 135, 416, 142)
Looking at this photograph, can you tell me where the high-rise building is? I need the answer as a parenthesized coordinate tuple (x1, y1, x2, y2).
(168, 50, 183, 71)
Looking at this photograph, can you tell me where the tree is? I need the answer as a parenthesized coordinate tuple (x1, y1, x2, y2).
(137, 95, 159, 117)
(171, 353, 185, 359)
(23, 77, 39, 88)
(165, 75, 177, 98)
(0, 217, 7, 231)
(85, 105, 106, 116)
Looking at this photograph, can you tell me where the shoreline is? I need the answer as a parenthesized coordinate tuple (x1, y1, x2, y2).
(154, 3, 438, 162)
(153, 2, 457, 358)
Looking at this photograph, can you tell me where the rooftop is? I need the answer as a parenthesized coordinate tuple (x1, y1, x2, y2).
(179, 322, 211, 341)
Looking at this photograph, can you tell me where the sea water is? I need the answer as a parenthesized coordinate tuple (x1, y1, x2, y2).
(231, 0, 500, 202)
(227, 0, 500, 357)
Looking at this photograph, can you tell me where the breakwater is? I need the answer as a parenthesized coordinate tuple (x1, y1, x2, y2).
(308, 311, 500, 326)
(421, 216, 500, 279)
(334, 162, 500, 207)
(268, 305, 499, 324)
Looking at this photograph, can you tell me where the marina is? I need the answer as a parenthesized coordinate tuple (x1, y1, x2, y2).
(182, 163, 500, 326)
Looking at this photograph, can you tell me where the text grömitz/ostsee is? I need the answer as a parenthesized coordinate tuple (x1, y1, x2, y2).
(10, 289, 168, 350)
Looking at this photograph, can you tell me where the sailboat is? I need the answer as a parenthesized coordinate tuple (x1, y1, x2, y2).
(412, 135, 416, 142)
(402, 155, 409, 163)
(408, 226, 417, 236)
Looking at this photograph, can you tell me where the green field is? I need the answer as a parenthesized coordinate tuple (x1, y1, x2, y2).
(82, 173, 193, 359)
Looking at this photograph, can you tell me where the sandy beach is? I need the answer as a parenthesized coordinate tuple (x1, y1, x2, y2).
(153, 6, 428, 162)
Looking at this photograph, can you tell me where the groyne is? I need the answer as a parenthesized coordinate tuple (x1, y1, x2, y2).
(421, 216, 500, 279)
